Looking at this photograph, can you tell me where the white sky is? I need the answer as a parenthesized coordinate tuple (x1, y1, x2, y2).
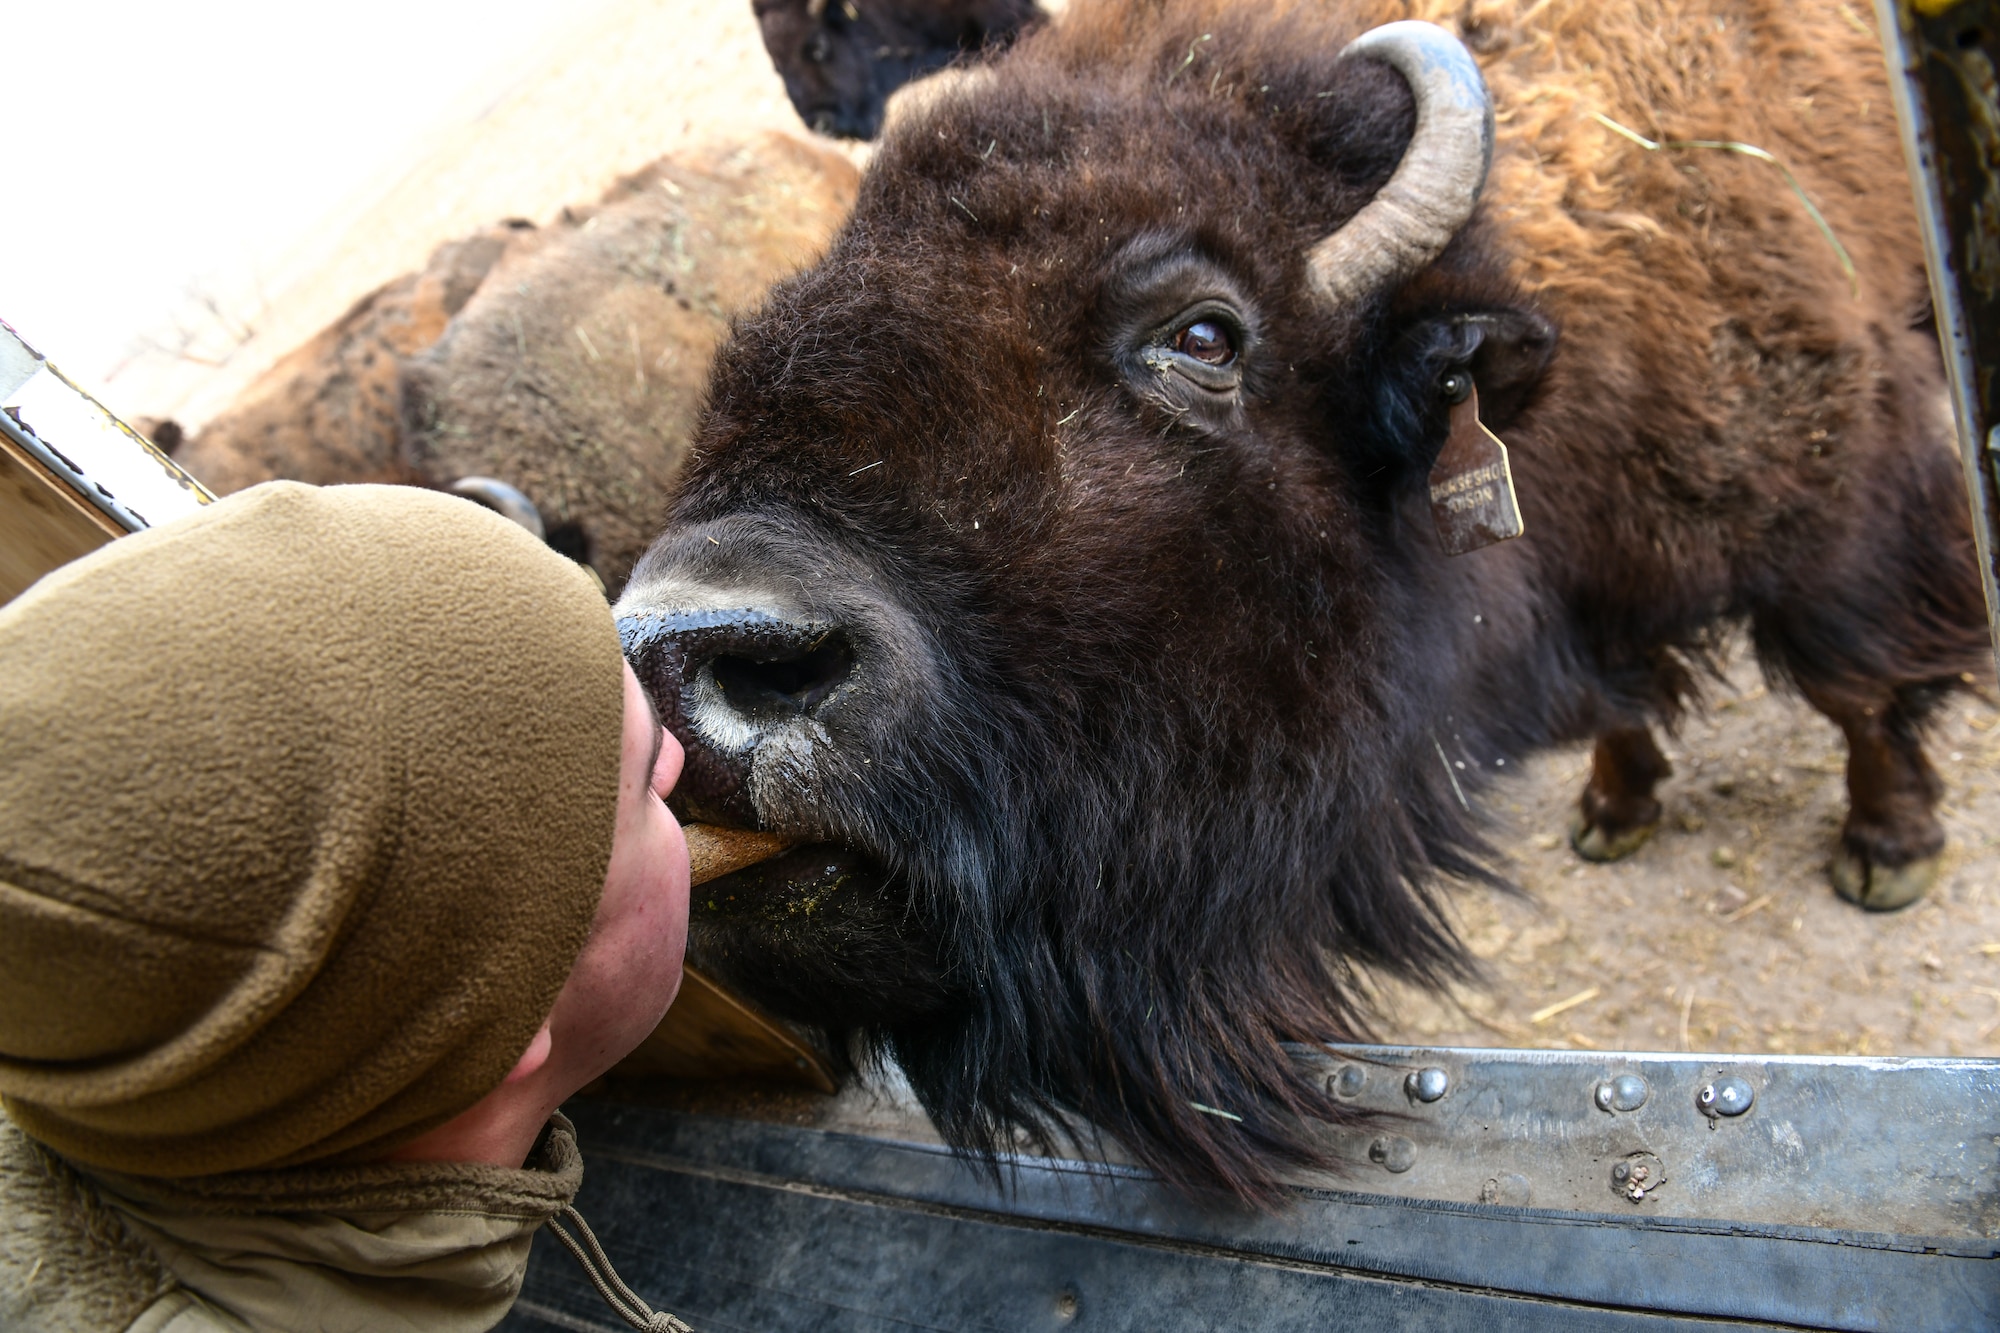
(1, 1, 599, 390)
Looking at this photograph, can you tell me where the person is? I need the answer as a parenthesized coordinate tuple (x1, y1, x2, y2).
(0, 482, 694, 1332)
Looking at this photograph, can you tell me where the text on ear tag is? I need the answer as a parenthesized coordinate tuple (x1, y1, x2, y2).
(1428, 382, 1524, 556)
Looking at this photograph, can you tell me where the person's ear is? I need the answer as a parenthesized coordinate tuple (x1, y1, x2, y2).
(503, 1022, 554, 1084)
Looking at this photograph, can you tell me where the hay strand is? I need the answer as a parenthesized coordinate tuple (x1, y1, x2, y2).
(1592, 112, 1859, 298)
(1530, 985, 1601, 1025)
(1720, 891, 1775, 924)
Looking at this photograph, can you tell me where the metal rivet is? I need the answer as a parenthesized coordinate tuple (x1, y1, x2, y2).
(1611, 1153, 1666, 1203)
(1405, 1067, 1449, 1103)
(1368, 1135, 1417, 1173)
(1480, 1173, 1532, 1206)
(1055, 1291, 1078, 1321)
(1594, 1073, 1649, 1113)
(1332, 1064, 1366, 1098)
(1696, 1075, 1754, 1118)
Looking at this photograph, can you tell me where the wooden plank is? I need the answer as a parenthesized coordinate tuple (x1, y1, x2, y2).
(0, 426, 122, 605)
(616, 967, 836, 1093)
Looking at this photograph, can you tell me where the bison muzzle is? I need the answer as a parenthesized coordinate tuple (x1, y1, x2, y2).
(620, 0, 1992, 1203)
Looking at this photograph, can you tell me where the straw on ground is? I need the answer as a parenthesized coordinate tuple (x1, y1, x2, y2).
(1530, 986, 1601, 1025)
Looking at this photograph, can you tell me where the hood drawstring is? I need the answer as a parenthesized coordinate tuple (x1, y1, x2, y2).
(547, 1204, 694, 1333)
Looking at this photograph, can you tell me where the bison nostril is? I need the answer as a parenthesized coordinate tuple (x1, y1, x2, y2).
(711, 632, 855, 717)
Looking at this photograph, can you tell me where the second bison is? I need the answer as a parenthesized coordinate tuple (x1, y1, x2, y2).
(620, 0, 1990, 1201)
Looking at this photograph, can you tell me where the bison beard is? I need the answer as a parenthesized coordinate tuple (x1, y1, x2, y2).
(621, 0, 1992, 1205)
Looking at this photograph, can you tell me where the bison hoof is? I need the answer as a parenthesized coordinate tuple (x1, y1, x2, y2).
(1568, 809, 1657, 863)
(1829, 848, 1938, 912)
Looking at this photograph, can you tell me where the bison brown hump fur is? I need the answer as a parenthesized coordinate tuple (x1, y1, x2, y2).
(402, 133, 860, 591)
(177, 132, 858, 595)
(173, 227, 517, 495)
(619, 0, 1991, 1204)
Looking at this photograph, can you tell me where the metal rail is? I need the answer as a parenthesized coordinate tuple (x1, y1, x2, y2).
(0, 319, 209, 537)
(1878, 0, 2000, 673)
(502, 1047, 1999, 1331)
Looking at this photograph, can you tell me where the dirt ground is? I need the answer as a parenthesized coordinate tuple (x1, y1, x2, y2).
(1368, 644, 2000, 1058)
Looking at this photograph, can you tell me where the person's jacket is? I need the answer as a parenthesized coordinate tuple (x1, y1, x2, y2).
(0, 1112, 582, 1332)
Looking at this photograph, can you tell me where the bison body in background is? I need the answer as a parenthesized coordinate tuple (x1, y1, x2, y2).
(401, 135, 860, 583)
(754, 0, 1044, 139)
(166, 228, 517, 494)
(175, 133, 858, 591)
(618, 0, 1990, 1202)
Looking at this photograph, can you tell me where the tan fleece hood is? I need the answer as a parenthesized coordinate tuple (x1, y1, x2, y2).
(0, 481, 625, 1176)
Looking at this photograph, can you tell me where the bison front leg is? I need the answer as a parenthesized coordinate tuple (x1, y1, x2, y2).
(1570, 726, 1671, 862)
(1809, 691, 1945, 911)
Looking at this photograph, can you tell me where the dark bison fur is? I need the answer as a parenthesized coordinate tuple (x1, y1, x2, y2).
(755, 0, 1044, 139)
(621, 0, 1992, 1204)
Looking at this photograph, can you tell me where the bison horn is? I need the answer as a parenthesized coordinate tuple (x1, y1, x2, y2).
(448, 476, 546, 541)
(1305, 20, 1494, 310)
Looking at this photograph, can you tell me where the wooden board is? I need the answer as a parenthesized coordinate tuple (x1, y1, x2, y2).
(0, 427, 122, 605)
(616, 967, 836, 1093)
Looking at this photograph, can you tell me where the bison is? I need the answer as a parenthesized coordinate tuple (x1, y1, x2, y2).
(619, 0, 1990, 1203)
(755, 0, 1046, 139)
(168, 224, 519, 496)
(174, 133, 859, 591)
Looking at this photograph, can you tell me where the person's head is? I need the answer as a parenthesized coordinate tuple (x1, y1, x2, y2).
(0, 481, 689, 1176)
(551, 664, 692, 1099)
(389, 663, 692, 1166)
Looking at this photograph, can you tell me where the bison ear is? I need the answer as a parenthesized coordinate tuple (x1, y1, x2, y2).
(1422, 309, 1556, 430)
(1356, 308, 1555, 494)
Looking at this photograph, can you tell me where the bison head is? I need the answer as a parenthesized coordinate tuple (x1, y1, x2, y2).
(754, 0, 1045, 139)
(625, 2, 1558, 1202)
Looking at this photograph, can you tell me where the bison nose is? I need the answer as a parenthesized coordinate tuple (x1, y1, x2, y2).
(711, 629, 855, 718)
(617, 606, 855, 828)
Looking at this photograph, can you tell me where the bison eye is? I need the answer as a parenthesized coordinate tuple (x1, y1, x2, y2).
(1144, 301, 1247, 397)
(805, 32, 832, 63)
(1117, 278, 1254, 423)
(1175, 320, 1236, 366)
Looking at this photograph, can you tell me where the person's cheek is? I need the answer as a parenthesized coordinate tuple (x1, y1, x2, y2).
(647, 829, 689, 1013)
(653, 805, 690, 958)
(651, 728, 685, 798)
